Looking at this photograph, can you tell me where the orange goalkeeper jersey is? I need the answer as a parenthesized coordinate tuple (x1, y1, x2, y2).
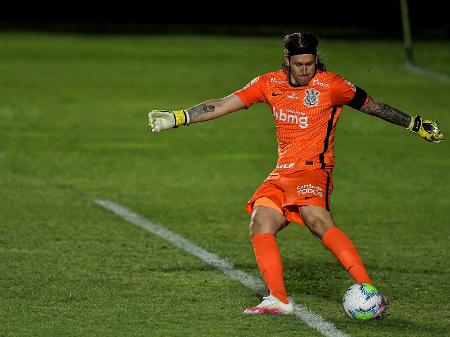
(234, 69, 365, 175)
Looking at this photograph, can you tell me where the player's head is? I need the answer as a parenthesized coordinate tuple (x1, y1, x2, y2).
(282, 32, 326, 86)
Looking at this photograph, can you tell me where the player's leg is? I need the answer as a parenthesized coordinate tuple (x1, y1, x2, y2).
(249, 200, 286, 236)
(250, 203, 287, 302)
(300, 205, 372, 284)
(298, 205, 334, 239)
(244, 200, 294, 314)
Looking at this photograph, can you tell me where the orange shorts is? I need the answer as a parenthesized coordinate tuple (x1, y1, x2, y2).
(245, 169, 333, 225)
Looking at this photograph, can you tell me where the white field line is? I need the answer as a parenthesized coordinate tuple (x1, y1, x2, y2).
(95, 199, 351, 337)
(406, 62, 450, 83)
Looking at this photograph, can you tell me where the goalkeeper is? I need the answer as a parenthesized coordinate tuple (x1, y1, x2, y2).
(148, 32, 444, 316)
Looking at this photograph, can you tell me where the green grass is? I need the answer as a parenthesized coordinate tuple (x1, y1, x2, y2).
(0, 32, 449, 337)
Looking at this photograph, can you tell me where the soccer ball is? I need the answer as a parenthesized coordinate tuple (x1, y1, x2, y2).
(342, 283, 384, 320)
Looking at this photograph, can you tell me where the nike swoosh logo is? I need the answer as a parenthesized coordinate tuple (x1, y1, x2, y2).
(272, 93, 281, 96)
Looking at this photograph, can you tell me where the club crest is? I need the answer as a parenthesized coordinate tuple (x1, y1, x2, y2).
(304, 88, 320, 107)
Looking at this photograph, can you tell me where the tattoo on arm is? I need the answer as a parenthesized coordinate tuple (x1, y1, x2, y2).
(360, 96, 411, 127)
(185, 104, 216, 122)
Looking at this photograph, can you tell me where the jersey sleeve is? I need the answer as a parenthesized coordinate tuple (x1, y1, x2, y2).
(233, 75, 267, 108)
(330, 74, 368, 107)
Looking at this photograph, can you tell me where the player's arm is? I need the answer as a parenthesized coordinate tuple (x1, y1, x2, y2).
(359, 96, 444, 143)
(359, 96, 411, 127)
(185, 94, 246, 123)
(148, 94, 245, 132)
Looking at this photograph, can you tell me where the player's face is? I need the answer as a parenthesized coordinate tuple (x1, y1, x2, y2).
(286, 54, 317, 86)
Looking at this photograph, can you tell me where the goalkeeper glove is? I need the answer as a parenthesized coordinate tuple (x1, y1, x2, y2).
(407, 115, 444, 143)
(148, 110, 189, 133)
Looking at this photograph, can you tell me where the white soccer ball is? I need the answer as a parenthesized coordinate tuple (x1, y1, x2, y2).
(342, 283, 384, 320)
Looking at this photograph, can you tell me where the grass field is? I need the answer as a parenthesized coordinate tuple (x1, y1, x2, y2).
(0, 32, 449, 337)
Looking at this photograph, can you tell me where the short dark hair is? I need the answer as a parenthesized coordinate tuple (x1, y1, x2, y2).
(282, 32, 326, 71)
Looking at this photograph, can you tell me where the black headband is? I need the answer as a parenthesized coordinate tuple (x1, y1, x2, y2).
(287, 46, 317, 56)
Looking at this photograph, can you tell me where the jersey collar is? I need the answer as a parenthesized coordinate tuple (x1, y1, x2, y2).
(287, 69, 319, 88)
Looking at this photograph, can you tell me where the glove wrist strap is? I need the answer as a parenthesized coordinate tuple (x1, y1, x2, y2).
(173, 110, 187, 127)
(408, 115, 422, 132)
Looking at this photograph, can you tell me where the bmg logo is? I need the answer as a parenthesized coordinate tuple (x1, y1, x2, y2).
(272, 107, 308, 129)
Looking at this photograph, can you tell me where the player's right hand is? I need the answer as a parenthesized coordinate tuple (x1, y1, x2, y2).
(407, 115, 444, 143)
(148, 110, 175, 132)
(148, 110, 188, 132)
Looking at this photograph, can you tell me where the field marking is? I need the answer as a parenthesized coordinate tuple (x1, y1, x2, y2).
(406, 62, 450, 83)
(95, 199, 351, 337)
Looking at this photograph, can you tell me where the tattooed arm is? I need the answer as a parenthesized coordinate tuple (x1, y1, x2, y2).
(357, 96, 444, 142)
(148, 94, 245, 132)
(185, 94, 246, 123)
(359, 96, 412, 127)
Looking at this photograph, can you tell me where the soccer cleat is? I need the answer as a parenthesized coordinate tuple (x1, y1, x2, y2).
(243, 295, 294, 315)
(373, 294, 389, 319)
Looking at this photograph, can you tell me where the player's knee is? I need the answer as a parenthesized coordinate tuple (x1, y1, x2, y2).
(249, 219, 262, 236)
(301, 209, 333, 239)
(249, 206, 285, 236)
(249, 212, 267, 235)
(307, 221, 329, 239)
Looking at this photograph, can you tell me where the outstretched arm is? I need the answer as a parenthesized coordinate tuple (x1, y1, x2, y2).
(148, 94, 245, 132)
(359, 96, 444, 143)
(185, 94, 246, 123)
(359, 96, 411, 127)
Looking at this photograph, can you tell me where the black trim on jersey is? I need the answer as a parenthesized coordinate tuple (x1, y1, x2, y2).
(319, 106, 338, 168)
(325, 171, 331, 211)
(348, 86, 368, 110)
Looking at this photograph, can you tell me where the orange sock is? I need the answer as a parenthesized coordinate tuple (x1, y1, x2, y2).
(251, 233, 289, 304)
(322, 226, 372, 284)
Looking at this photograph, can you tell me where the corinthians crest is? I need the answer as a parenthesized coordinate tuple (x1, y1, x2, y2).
(304, 88, 320, 107)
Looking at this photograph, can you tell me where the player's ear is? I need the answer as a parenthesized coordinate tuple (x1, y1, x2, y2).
(284, 56, 290, 67)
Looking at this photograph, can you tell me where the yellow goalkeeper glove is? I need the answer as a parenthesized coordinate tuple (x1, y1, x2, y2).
(148, 110, 188, 132)
(407, 115, 444, 143)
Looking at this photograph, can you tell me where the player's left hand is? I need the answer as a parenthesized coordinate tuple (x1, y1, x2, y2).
(407, 115, 444, 143)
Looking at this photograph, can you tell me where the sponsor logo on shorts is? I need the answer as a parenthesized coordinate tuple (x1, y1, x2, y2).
(297, 184, 323, 197)
(272, 107, 308, 129)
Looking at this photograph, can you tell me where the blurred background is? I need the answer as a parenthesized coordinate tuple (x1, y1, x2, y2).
(1, 0, 448, 39)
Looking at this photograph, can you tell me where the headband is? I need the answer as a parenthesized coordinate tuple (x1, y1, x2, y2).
(287, 46, 317, 56)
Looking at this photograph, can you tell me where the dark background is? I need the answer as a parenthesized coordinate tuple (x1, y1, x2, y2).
(0, 0, 448, 38)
